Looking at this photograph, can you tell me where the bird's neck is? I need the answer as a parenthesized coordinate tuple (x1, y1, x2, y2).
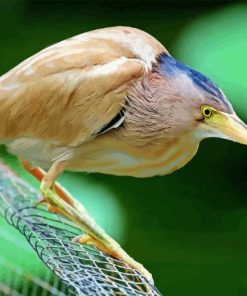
(125, 70, 193, 149)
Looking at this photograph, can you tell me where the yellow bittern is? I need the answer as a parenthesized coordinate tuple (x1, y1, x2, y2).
(0, 26, 246, 282)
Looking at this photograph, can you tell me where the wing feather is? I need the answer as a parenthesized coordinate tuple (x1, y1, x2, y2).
(0, 57, 146, 146)
(0, 27, 165, 146)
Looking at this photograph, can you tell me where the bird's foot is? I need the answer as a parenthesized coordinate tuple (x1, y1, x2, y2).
(38, 181, 153, 284)
(35, 188, 67, 216)
(72, 233, 153, 283)
(72, 233, 116, 256)
(38, 182, 72, 217)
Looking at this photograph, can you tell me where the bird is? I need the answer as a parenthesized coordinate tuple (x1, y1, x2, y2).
(0, 26, 246, 283)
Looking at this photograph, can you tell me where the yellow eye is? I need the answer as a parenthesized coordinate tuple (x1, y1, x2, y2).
(201, 106, 213, 118)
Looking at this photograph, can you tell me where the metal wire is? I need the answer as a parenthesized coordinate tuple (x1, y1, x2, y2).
(0, 163, 162, 296)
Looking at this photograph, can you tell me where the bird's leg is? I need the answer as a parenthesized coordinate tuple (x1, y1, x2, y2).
(21, 160, 153, 283)
(20, 161, 83, 213)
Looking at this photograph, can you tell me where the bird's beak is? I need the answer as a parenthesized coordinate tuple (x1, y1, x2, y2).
(205, 110, 247, 145)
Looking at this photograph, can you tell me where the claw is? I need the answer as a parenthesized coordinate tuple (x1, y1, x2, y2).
(35, 196, 63, 215)
(47, 204, 64, 215)
(72, 234, 116, 256)
(35, 196, 47, 206)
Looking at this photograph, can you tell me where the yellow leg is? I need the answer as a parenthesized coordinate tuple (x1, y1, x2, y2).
(21, 161, 73, 206)
(21, 160, 153, 283)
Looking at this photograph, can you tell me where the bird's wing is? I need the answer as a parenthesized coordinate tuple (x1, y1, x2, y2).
(0, 27, 165, 146)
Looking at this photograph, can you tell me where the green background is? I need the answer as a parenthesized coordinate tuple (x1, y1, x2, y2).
(0, 1, 246, 295)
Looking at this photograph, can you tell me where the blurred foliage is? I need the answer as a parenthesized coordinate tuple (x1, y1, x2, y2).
(0, 1, 246, 295)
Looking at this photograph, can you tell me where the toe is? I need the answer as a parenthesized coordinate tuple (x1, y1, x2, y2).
(72, 234, 114, 256)
(35, 196, 47, 206)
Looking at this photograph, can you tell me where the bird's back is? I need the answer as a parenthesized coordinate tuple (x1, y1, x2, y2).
(0, 27, 165, 145)
(0, 27, 164, 89)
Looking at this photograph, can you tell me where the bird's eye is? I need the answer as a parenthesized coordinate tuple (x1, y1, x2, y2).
(201, 106, 213, 118)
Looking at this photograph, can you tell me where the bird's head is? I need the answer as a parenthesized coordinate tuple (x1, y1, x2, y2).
(155, 53, 247, 145)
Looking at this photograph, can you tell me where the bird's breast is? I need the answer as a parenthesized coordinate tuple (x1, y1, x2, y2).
(70, 133, 200, 177)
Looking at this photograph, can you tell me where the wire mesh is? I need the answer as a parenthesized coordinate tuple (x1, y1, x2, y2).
(0, 162, 162, 296)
